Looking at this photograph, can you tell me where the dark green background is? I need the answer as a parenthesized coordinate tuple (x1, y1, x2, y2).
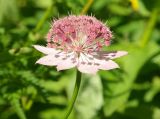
(0, 0, 160, 119)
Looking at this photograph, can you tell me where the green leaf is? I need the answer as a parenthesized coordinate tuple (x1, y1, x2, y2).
(102, 42, 160, 116)
(144, 77, 160, 102)
(10, 94, 26, 119)
(0, 51, 14, 64)
(0, 0, 19, 24)
(108, 4, 132, 16)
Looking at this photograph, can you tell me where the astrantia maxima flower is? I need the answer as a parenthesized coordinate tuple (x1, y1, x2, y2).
(34, 15, 127, 74)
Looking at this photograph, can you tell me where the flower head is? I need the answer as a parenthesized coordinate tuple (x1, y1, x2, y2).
(34, 15, 127, 74)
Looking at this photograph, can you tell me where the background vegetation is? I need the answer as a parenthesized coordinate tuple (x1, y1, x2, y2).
(0, 0, 160, 119)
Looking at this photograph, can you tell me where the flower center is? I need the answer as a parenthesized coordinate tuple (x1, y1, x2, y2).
(74, 46, 83, 53)
(47, 15, 112, 52)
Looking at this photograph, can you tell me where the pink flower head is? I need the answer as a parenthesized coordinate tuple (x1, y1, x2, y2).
(34, 15, 127, 74)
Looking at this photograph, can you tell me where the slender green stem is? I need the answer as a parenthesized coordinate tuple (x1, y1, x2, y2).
(140, 8, 158, 47)
(80, 0, 93, 15)
(33, 5, 52, 32)
(63, 70, 82, 119)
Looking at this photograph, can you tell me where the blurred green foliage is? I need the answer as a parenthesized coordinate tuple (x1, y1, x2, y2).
(0, 0, 160, 119)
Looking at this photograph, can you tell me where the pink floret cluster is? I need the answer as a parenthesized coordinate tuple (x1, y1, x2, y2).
(47, 15, 112, 48)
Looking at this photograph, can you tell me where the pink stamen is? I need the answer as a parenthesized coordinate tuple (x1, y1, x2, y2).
(47, 15, 112, 53)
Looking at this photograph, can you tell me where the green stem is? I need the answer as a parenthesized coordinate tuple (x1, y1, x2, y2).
(63, 70, 82, 119)
(33, 5, 52, 32)
(80, 0, 93, 15)
(140, 8, 158, 47)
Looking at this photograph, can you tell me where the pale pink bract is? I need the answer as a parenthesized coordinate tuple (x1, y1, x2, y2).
(34, 15, 127, 74)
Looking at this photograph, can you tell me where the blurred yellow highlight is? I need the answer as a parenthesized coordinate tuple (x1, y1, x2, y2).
(130, 0, 139, 11)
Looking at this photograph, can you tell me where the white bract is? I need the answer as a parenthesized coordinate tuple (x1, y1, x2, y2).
(33, 45, 127, 74)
